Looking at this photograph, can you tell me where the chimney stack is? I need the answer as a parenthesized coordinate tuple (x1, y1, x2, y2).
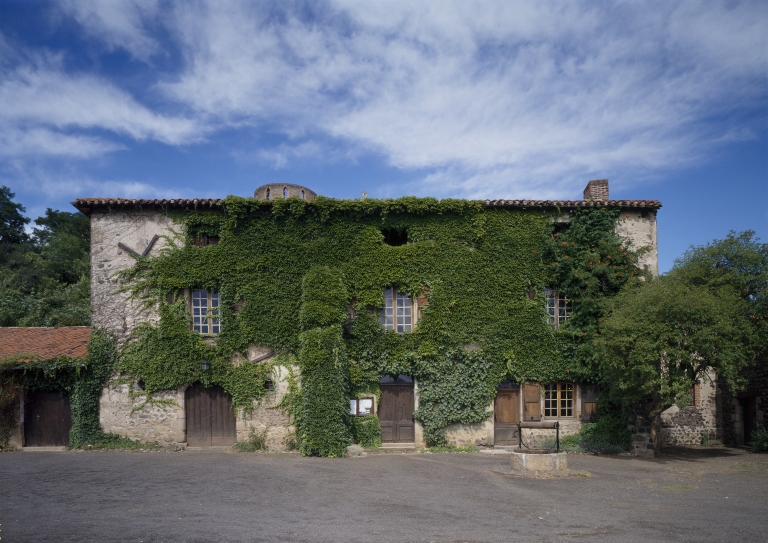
(583, 179, 609, 201)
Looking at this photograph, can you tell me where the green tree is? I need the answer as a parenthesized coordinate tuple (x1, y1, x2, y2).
(596, 276, 754, 455)
(668, 230, 767, 359)
(0, 186, 29, 245)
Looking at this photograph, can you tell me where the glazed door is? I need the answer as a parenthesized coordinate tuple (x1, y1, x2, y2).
(494, 389, 520, 445)
(186, 383, 237, 447)
(24, 390, 72, 447)
(379, 384, 415, 443)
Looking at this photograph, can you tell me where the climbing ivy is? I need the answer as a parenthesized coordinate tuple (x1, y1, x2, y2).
(0, 328, 119, 450)
(117, 196, 641, 451)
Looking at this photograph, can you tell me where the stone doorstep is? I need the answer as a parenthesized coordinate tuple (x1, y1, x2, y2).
(378, 442, 416, 453)
(22, 447, 68, 452)
(184, 446, 233, 452)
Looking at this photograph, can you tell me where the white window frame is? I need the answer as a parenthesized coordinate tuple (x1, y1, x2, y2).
(544, 287, 572, 328)
(192, 289, 221, 335)
(379, 287, 416, 333)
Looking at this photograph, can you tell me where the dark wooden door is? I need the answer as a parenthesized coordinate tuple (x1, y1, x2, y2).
(186, 383, 237, 447)
(24, 390, 72, 447)
(741, 397, 758, 444)
(494, 389, 519, 445)
(379, 384, 415, 443)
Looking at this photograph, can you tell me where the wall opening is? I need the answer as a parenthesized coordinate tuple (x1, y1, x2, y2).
(381, 228, 408, 246)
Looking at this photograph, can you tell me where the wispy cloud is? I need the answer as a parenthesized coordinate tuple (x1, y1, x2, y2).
(3, 0, 766, 199)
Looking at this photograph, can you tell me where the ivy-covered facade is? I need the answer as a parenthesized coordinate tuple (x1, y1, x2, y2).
(64, 179, 660, 453)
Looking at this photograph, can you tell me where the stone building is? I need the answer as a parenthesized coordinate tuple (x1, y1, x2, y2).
(64, 179, 669, 452)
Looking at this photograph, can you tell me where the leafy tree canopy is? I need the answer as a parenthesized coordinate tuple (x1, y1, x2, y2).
(668, 230, 767, 358)
(0, 186, 29, 245)
(0, 190, 90, 327)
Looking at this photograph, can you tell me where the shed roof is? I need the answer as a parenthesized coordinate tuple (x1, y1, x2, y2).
(0, 327, 91, 362)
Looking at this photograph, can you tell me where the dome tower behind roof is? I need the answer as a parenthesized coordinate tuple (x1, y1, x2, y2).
(254, 183, 317, 202)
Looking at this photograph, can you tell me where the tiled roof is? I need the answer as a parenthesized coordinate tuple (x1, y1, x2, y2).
(73, 198, 221, 215)
(72, 197, 661, 215)
(0, 327, 91, 362)
(483, 199, 661, 209)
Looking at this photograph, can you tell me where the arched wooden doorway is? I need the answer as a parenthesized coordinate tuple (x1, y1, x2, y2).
(24, 389, 72, 447)
(185, 383, 237, 447)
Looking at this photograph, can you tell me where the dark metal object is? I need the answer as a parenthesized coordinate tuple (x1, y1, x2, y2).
(517, 420, 560, 452)
(118, 234, 159, 258)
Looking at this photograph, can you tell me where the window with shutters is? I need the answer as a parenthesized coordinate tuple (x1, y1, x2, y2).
(544, 287, 572, 328)
(544, 382, 574, 417)
(379, 287, 414, 333)
(581, 384, 599, 421)
(192, 289, 220, 334)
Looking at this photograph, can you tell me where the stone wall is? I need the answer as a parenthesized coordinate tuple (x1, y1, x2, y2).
(99, 365, 293, 450)
(661, 373, 721, 446)
(91, 210, 178, 340)
(615, 209, 659, 276)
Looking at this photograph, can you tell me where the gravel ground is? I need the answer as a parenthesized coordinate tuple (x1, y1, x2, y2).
(0, 446, 766, 543)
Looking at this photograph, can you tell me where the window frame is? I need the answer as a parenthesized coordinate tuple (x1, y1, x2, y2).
(349, 397, 374, 416)
(544, 287, 572, 328)
(191, 288, 221, 335)
(543, 382, 575, 418)
(378, 287, 416, 333)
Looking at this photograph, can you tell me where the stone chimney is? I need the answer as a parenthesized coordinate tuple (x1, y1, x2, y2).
(583, 179, 609, 201)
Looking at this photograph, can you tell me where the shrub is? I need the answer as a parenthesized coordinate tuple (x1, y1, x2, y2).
(749, 423, 768, 453)
(232, 425, 269, 452)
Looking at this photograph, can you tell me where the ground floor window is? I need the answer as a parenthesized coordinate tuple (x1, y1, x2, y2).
(544, 382, 574, 417)
(349, 397, 374, 416)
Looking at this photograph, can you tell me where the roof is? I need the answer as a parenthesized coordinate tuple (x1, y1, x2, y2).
(72, 196, 660, 215)
(0, 327, 91, 362)
(483, 199, 661, 209)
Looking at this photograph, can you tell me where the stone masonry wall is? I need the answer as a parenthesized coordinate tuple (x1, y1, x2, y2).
(615, 209, 659, 276)
(91, 210, 178, 340)
(661, 373, 721, 446)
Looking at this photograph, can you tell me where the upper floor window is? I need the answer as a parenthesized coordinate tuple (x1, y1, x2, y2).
(379, 287, 412, 333)
(301, 190, 305, 200)
(192, 289, 220, 334)
(266, 188, 271, 200)
(544, 382, 574, 417)
(283, 187, 288, 198)
(545, 287, 572, 328)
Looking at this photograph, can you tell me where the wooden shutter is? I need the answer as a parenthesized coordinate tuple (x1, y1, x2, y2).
(581, 384, 599, 421)
(166, 289, 184, 304)
(523, 383, 541, 421)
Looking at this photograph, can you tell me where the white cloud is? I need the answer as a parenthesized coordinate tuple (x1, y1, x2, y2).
(146, 0, 766, 196)
(59, 0, 162, 61)
(4, 1, 767, 198)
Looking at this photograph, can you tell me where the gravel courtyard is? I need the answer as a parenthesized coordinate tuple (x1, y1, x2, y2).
(0, 447, 766, 543)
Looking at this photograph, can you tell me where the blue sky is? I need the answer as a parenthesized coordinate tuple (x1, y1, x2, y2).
(0, 0, 765, 272)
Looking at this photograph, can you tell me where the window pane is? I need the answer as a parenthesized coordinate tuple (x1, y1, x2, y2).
(349, 399, 358, 415)
(359, 398, 373, 415)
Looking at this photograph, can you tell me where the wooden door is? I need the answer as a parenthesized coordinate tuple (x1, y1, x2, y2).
(494, 389, 519, 445)
(24, 390, 72, 447)
(742, 397, 758, 444)
(379, 384, 414, 443)
(186, 383, 236, 447)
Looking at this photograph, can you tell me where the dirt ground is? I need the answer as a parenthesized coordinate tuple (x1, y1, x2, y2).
(0, 446, 766, 543)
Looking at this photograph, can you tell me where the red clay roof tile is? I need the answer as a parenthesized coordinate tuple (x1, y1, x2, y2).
(0, 327, 91, 362)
